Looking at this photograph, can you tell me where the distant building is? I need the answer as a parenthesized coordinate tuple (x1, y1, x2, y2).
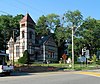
(6, 14, 58, 62)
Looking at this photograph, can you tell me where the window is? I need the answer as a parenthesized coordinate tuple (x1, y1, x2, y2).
(52, 52, 54, 58)
(22, 31, 25, 38)
(16, 46, 20, 57)
(27, 23, 34, 28)
(21, 23, 25, 27)
(48, 51, 54, 58)
(22, 46, 25, 53)
(0, 56, 3, 65)
(29, 31, 33, 39)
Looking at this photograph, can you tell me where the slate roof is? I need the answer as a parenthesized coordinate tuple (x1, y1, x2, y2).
(20, 13, 35, 24)
(40, 35, 51, 45)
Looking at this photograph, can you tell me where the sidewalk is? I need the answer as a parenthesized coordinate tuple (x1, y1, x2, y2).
(85, 69, 100, 72)
(73, 69, 100, 77)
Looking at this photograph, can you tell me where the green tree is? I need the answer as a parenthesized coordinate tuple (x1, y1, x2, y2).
(36, 14, 60, 36)
(0, 15, 13, 50)
(36, 15, 50, 36)
(12, 14, 24, 37)
(79, 17, 100, 55)
(92, 20, 100, 51)
(64, 10, 83, 28)
(54, 27, 65, 46)
(18, 50, 30, 64)
(64, 10, 83, 56)
(0, 30, 4, 50)
(46, 13, 60, 32)
(0, 14, 23, 51)
(12, 14, 24, 29)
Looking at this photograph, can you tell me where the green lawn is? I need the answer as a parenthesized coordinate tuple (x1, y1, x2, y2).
(15, 61, 100, 71)
(31, 63, 100, 71)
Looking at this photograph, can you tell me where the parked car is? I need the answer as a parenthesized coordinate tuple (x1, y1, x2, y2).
(0, 53, 14, 75)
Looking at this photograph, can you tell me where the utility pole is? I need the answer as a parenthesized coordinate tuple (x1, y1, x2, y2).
(4, 29, 6, 54)
(72, 26, 74, 69)
(43, 43, 45, 62)
(12, 30, 14, 66)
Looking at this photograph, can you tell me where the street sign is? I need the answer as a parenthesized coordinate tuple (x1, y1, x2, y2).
(62, 53, 67, 60)
(77, 56, 86, 62)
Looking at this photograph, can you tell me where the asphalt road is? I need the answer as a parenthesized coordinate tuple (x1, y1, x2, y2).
(0, 72, 100, 84)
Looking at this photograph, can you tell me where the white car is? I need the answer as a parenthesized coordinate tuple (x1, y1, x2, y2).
(0, 53, 14, 75)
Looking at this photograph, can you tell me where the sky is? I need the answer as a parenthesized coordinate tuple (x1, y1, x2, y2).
(0, 0, 100, 22)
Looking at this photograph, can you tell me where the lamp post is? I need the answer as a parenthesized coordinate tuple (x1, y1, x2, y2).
(72, 26, 74, 69)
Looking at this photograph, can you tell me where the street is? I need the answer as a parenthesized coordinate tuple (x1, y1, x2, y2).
(0, 71, 100, 84)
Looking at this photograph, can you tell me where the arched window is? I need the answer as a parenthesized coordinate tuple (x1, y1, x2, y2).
(29, 31, 33, 39)
(22, 31, 25, 38)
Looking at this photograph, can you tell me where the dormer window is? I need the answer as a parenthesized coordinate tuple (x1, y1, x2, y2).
(22, 31, 25, 38)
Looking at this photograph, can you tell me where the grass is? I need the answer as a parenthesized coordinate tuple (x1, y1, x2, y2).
(14, 62, 100, 71)
(41, 63, 68, 67)
(42, 63, 100, 71)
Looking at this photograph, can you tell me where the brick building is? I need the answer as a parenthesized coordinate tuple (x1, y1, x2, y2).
(6, 14, 58, 62)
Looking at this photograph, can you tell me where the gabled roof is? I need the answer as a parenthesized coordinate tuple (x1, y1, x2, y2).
(20, 13, 35, 24)
(40, 35, 51, 45)
(9, 37, 13, 42)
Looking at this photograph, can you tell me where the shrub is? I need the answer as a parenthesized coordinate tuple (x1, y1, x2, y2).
(18, 50, 30, 64)
(97, 60, 100, 65)
(92, 54, 97, 64)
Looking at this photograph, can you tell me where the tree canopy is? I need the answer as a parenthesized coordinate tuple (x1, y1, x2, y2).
(0, 14, 23, 50)
(0, 10, 100, 60)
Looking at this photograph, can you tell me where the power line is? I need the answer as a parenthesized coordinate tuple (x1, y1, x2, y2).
(0, 1, 47, 21)
(0, 10, 11, 15)
(14, 0, 46, 15)
(3, 1, 27, 15)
